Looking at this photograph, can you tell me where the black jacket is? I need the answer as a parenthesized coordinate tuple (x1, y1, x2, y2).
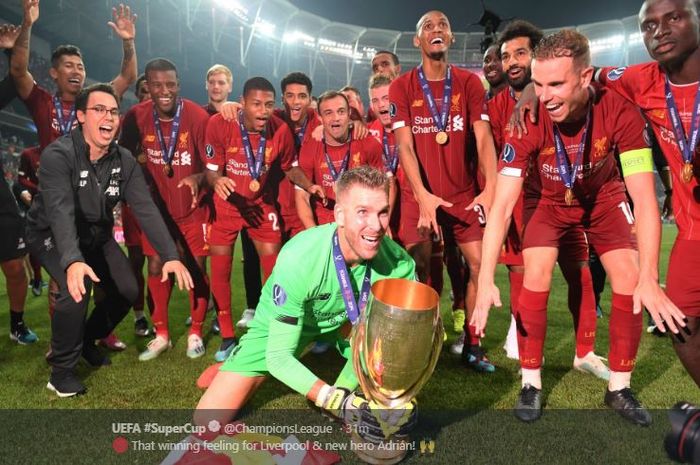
(27, 128, 179, 270)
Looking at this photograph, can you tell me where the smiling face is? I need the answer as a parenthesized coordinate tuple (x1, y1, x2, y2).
(369, 84, 392, 128)
(319, 95, 351, 143)
(76, 91, 120, 153)
(640, 0, 700, 68)
(414, 11, 454, 60)
(335, 184, 390, 264)
(531, 55, 592, 123)
(482, 45, 505, 88)
(501, 36, 535, 91)
(241, 89, 275, 133)
(147, 70, 180, 118)
(50, 54, 86, 97)
(282, 83, 311, 124)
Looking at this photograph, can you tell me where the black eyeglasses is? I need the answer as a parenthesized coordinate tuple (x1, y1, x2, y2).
(86, 105, 120, 118)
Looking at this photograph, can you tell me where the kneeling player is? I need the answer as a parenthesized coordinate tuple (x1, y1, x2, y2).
(194, 167, 416, 439)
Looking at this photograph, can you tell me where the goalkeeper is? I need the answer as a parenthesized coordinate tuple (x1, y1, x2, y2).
(194, 166, 417, 439)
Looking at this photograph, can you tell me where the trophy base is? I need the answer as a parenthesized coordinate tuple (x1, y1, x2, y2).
(350, 432, 409, 465)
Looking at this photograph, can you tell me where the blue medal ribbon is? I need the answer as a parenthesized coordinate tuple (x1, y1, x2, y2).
(294, 117, 308, 151)
(382, 129, 399, 174)
(52, 95, 76, 135)
(416, 64, 452, 133)
(152, 98, 184, 166)
(238, 111, 266, 181)
(552, 102, 592, 194)
(664, 76, 700, 166)
(332, 229, 371, 325)
(323, 137, 351, 182)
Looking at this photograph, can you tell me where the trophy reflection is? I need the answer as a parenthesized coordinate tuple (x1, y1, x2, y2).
(351, 278, 443, 464)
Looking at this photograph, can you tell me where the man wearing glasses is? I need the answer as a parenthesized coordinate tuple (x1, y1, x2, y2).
(26, 83, 192, 397)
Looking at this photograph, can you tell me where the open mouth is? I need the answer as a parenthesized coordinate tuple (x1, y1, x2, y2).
(361, 234, 382, 246)
(545, 102, 564, 116)
(158, 97, 173, 106)
(379, 109, 389, 116)
(430, 37, 444, 45)
(508, 68, 524, 79)
(68, 77, 81, 85)
(99, 124, 114, 137)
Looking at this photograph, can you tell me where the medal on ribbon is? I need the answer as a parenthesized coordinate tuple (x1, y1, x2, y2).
(382, 130, 399, 174)
(53, 96, 77, 136)
(323, 136, 351, 182)
(417, 65, 452, 145)
(238, 111, 266, 193)
(152, 98, 184, 179)
(552, 103, 592, 206)
(664, 77, 700, 184)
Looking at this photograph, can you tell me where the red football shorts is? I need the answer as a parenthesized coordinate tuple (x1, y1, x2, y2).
(209, 198, 281, 245)
(521, 197, 636, 256)
(666, 239, 700, 317)
(142, 217, 209, 257)
(399, 191, 484, 246)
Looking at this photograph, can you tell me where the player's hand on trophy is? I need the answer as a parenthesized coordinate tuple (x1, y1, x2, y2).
(315, 386, 384, 437)
(367, 398, 418, 438)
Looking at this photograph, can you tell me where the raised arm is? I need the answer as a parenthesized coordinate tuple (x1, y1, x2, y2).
(107, 4, 137, 98)
(10, 0, 39, 99)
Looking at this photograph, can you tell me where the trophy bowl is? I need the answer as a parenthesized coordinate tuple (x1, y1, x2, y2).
(350, 278, 443, 464)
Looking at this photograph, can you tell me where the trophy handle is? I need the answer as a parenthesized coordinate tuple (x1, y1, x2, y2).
(351, 314, 444, 409)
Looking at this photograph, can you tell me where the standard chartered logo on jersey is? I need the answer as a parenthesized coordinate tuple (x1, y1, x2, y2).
(411, 114, 464, 135)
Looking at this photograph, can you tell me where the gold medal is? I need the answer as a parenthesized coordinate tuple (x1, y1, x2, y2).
(565, 188, 574, 206)
(137, 153, 146, 164)
(163, 164, 173, 177)
(249, 179, 260, 192)
(682, 162, 694, 183)
(435, 131, 448, 145)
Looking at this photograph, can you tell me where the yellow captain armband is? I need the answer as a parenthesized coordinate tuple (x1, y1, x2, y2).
(619, 148, 653, 177)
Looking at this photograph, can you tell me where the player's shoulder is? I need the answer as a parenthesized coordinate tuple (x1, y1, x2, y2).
(602, 62, 660, 83)
(278, 224, 334, 265)
(125, 99, 151, 119)
(596, 86, 643, 114)
(373, 236, 416, 279)
(182, 98, 210, 120)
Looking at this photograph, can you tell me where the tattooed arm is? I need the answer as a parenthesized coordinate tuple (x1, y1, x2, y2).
(108, 4, 138, 98)
(9, 0, 39, 99)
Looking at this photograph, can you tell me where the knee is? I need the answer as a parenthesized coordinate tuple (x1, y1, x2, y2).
(147, 258, 163, 277)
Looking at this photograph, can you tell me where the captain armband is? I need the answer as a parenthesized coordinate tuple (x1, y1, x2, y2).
(619, 148, 653, 177)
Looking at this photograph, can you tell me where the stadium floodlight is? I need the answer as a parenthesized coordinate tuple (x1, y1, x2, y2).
(589, 34, 625, 53)
(255, 18, 276, 38)
(283, 30, 315, 45)
(213, 0, 248, 22)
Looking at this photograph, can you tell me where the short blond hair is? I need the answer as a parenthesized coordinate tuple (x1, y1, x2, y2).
(368, 73, 393, 93)
(206, 64, 232, 84)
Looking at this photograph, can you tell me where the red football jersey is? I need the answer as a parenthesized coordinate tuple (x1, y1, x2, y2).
(298, 134, 384, 220)
(17, 145, 41, 195)
(119, 98, 210, 222)
(205, 113, 295, 213)
(22, 85, 79, 150)
(600, 62, 700, 240)
(272, 108, 321, 217)
(389, 65, 488, 203)
(498, 88, 647, 207)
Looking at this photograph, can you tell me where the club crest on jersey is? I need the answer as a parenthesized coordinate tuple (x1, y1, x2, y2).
(205, 144, 215, 159)
(607, 67, 626, 81)
(389, 103, 397, 118)
(272, 284, 287, 307)
(502, 143, 516, 163)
